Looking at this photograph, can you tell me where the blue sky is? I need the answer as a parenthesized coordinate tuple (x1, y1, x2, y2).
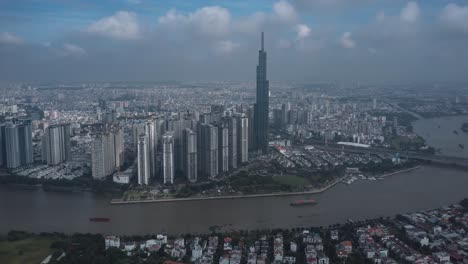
(1, 0, 460, 43)
(1, 0, 468, 82)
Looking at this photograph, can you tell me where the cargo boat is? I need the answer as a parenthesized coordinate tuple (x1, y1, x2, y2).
(290, 199, 317, 206)
(89, 217, 110, 222)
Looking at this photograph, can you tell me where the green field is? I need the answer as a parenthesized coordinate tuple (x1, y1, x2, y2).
(0, 237, 55, 264)
(273, 174, 310, 187)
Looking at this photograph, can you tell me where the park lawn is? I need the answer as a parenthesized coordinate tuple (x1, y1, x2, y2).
(0, 237, 56, 264)
(390, 135, 424, 149)
(273, 174, 310, 187)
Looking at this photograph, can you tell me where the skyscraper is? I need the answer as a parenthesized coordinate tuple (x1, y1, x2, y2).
(92, 132, 116, 179)
(146, 120, 158, 177)
(42, 124, 71, 165)
(218, 122, 229, 174)
(137, 133, 150, 185)
(0, 124, 6, 167)
(114, 127, 124, 170)
(227, 117, 238, 170)
(163, 132, 174, 184)
(3, 120, 33, 169)
(254, 32, 269, 153)
(199, 123, 218, 178)
(182, 128, 197, 183)
(237, 114, 249, 163)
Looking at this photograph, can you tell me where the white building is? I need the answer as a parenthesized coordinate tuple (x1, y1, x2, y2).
(105, 236, 120, 250)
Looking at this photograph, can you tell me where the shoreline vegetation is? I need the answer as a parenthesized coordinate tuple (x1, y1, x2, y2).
(110, 166, 422, 205)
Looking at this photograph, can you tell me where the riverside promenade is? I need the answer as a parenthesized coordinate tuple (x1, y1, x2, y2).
(110, 166, 422, 205)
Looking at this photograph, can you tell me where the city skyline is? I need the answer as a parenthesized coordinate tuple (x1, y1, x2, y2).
(1, 0, 468, 82)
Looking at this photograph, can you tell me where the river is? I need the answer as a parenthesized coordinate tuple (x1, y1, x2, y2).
(1, 166, 467, 235)
(1, 116, 467, 235)
(413, 115, 468, 158)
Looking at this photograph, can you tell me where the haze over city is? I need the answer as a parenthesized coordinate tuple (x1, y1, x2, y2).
(2, 1, 468, 264)
(1, 0, 468, 82)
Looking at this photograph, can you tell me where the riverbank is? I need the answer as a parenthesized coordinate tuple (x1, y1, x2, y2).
(111, 166, 422, 205)
(110, 175, 346, 205)
(380, 166, 422, 178)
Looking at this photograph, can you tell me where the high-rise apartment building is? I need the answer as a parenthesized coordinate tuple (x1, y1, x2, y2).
(163, 132, 174, 184)
(2, 120, 33, 169)
(218, 122, 229, 174)
(182, 128, 197, 182)
(91, 132, 116, 179)
(42, 123, 71, 165)
(199, 123, 218, 178)
(237, 114, 249, 163)
(137, 133, 150, 185)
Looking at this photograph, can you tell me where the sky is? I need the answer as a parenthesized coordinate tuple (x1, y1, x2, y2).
(1, 0, 468, 83)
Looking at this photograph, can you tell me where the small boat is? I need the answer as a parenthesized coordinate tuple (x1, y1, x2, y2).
(290, 199, 317, 206)
(453, 130, 459, 135)
(459, 144, 464, 149)
(89, 217, 110, 222)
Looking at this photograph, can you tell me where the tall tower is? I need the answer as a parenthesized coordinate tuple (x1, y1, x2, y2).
(237, 114, 249, 163)
(163, 132, 174, 185)
(218, 122, 229, 174)
(137, 133, 150, 185)
(254, 32, 269, 153)
(182, 128, 197, 183)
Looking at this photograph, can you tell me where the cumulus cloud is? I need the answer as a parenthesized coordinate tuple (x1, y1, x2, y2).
(340, 32, 355, 48)
(86, 11, 141, 39)
(158, 6, 231, 38)
(0, 32, 23, 45)
(439, 4, 468, 33)
(234, 12, 267, 35)
(215, 40, 239, 54)
(295, 24, 311, 40)
(273, 0, 297, 22)
(400, 2, 420, 23)
(292, 0, 372, 10)
(62, 43, 86, 56)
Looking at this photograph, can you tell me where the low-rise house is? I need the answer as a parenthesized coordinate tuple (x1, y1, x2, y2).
(330, 230, 339, 241)
(105, 236, 120, 250)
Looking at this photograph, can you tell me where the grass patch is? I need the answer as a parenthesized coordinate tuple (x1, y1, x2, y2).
(273, 174, 310, 187)
(0, 236, 56, 264)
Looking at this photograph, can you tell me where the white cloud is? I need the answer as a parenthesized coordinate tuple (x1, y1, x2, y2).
(190, 6, 231, 37)
(293, 0, 371, 9)
(440, 4, 468, 33)
(62, 43, 86, 56)
(215, 40, 239, 54)
(158, 6, 230, 37)
(340, 31, 355, 48)
(400, 2, 420, 23)
(295, 24, 311, 40)
(86, 11, 141, 39)
(0, 32, 23, 45)
(273, 0, 297, 22)
(234, 12, 267, 35)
